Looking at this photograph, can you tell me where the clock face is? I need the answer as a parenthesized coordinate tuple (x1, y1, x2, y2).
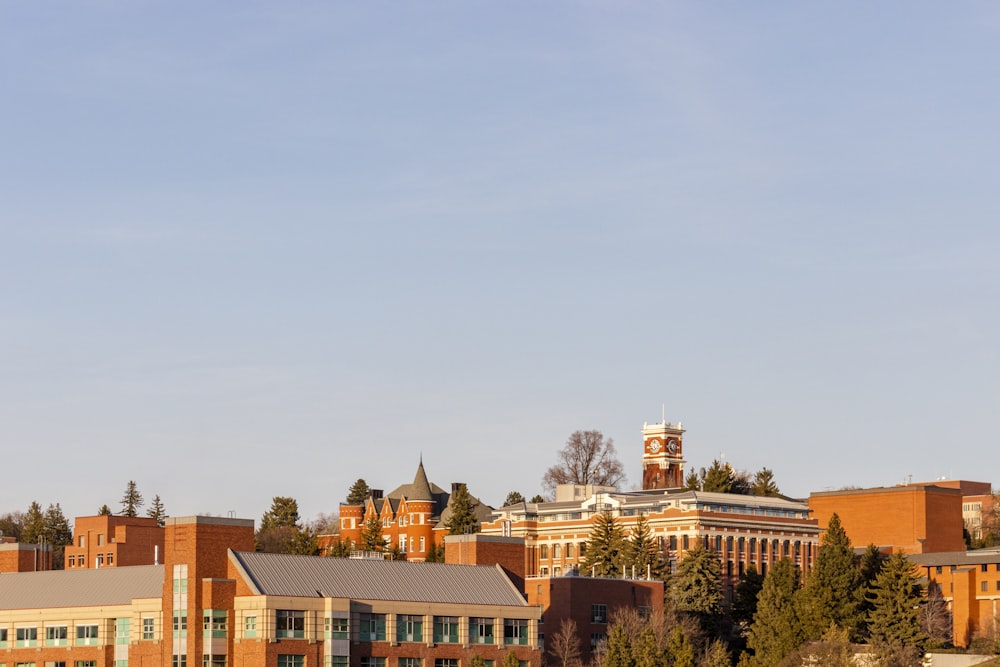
(648, 439, 662, 453)
(667, 439, 678, 454)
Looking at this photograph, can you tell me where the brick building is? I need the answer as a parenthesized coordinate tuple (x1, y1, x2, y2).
(0, 537, 52, 573)
(63, 514, 165, 569)
(0, 515, 541, 667)
(808, 484, 967, 554)
(335, 460, 493, 561)
(481, 418, 821, 597)
(911, 547, 1000, 648)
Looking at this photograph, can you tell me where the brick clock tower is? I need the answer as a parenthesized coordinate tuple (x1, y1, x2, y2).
(642, 419, 686, 490)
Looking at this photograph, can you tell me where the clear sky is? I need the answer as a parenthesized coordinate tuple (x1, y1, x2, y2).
(2, 3, 998, 528)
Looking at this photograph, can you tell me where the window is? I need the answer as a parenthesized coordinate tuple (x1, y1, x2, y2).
(115, 618, 129, 645)
(397, 615, 423, 643)
(434, 660, 458, 667)
(983, 564, 989, 573)
(79, 536, 85, 547)
(172, 657, 187, 667)
(203, 657, 226, 667)
(553, 544, 561, 559)
(592, 604, 607, 624)
(277, 657, 305, 667)
(471, 617, 494, 644)
(419, 536, 426, 552)
(359, 613, 386, 641)
(0, 627, 7, 646)
(361, 659, 386, 667)
(46, 626, 68, 646)
(503, 619, 528, 646)
(142, 617, 155, 640)
(590, 633, 605, 649)
(566, 543, 574, 558)
(98, 534, 105, 546)
(76, 624, 99, 646)
(276, 611, 305, 639)
(433, 616, 458, 643)
(172, 612, 187, 639)
(400, 536, 407, 553)
(400, 659, 423, 667)
(107, 554, 114, 566)
(76, 662, 98, 667)
(327, 617, 348, 640)
(97, 555, 104, 567)
(539, 544, 549, 559)
(936, 566, 943, 574)
(68, 556, 75, 567)
(982, 581, 989, 592)
(17, 627, 38, 647)
(204, 610, 227, 638)
(329, 658, 349, 667)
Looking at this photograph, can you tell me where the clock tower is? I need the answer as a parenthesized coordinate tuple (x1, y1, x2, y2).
(642, 418, 686, 490)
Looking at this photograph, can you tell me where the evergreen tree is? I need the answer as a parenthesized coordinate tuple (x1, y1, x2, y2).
(774, 625, 853, 667)
(325, 538, 353, 558)
(733, 563, 765, 627)
(866, 552, 926, 652)
(43, 503, 73, 547)
(259, 496, 301, 531)
(746, 558, 804, 667)
(445, 483, 480, 535)
(580, 511, 626, 577)
(702, 640, 731, 667)
(502, 650, 520, 667)
(799, 513, 861, 639)
(702, 461, 732, 493)
(256, 496, 316, 555)
(21, 501, 45, 543)
(750, 468, 780, 497)
(856, 543, 884, 638)
(529, 494, 546, 503)
(97, 504, 113, 516)
(684, 468, 702, 491)
(345, 479, 371, 504)
(146, 495, 168, 527)
(360, 515, 384, 551)
(424, 538, 445, 562)
(603, 623, 635, 667)
(669, 544, 724, 634)
(504, 491, 525, 507)
(624, 515, 667, 580)
(664, 626, 695, 667)
(120, 480, 144, 517)
(633, 626, 662, 667)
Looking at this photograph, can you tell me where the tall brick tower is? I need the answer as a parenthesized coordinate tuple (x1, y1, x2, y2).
(160, 516, 255, 666)
(641, 418, 686, 490)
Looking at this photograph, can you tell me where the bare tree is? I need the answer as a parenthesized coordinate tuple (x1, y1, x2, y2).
(542, 430, 625, 497)
(547, 619, 582, 667)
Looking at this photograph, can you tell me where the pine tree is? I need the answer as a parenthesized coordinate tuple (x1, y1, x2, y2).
(146, 495, 168, 527)
(360, 515, 384, 551)
(684, 468, 702, 491)
(702, 640, 731, 667)
(746, 558, 804, 667)
(664, 626, 695, 667)
(580, 511, 626, 577)
(256, 496, 315, 555)
(97, 504, 113, 516)
(623, 515, 667, 580)
(325, 538, 353, 558)
(702, 460, 733, 493)
(120, 480, 144, 517)
(529, 494, 546, 503)
(21, 501, 45, 543)
(504, 491, 525, 507)
(603, 623, 635, 667)
(445, 483, 480, 535)
(733, 563, 765, 627)
(43, 503, 73, 547)
(259, 496, 300, 531)
(345, 479, 371, 504)
(750, 468, 780, 497)
(633, 626, 663, 667)
(424, 538, 445, 562)
(669, 544, 724, 632)
(866, 552, 926, 651)
(799, 513, 861, 639)
(856, 543, 884, 638)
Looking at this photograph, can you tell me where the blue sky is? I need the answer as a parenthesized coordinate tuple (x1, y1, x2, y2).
(2, 3, 998, 527)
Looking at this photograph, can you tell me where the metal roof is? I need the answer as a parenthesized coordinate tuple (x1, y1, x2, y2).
(0, 565, 163, 610)
(230, 551, 528, 607)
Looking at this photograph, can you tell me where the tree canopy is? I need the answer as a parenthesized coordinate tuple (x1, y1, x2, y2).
(579, 511, 626, 577)
(345, 479, 371, 505)
(542, 430, 625, 496)
(256, 496, 316, 555)
(445, 483, 480, 535)
(119, 480, 144, 517)
(146, 495, 168, 527)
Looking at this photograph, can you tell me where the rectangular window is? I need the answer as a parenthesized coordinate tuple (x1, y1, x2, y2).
(0, 626, 7, 647)
(108, 554, 114, 566)
(46, 626, 68, 646)
(77, 663, 98, 667)
(359, 613, 385, 641)
(434, 660, 458, 667)
(142, 617, 155, 640)
(116, 618, 129, 646)
(276, 610, 305, 639)
(172, 612, 188, 639)
(98, 534, 105, 546)
(419, 537, 426, 552)
(432, 616, 458, 643)
(360, 659, 386, 667)
(503, 619, 528, 646)
(76, 625, 99, 646)
(471, 617, 494, 644)
(204, 610, 227, 638)
(244, 616, 257, 638)
(172, 657, 187, 667)
(202, 656, 225, 667)
(17, 627, 38, 647)
(591, 604, 607, 624)
(936, 566, 943, 574)
(591, 633, 605, 649)
(982, 581, 989, 592)
(397, 615, 423, 643)
(330, 658, 349, 667)
(277, 657, 304, 667)
(327, 616, 347, 640)
(400, 659, 423, 667)
(983, 564, 989, 573)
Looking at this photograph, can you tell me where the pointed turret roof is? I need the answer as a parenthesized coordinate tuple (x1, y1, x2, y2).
(408, 458, 434, 502)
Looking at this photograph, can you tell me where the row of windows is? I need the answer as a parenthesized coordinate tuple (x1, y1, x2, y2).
(1, 662, 97, 667)
(274, 611, 529, 645)
(933, 563, 1000, 574)
(0, 625, 99, 647)
(66, 553, 115, 568)
(315, 657, 529, 667)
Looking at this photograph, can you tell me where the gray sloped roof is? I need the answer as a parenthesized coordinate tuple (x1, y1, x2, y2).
(0, 564, 163, 610)
(230, 551, 527, 607)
